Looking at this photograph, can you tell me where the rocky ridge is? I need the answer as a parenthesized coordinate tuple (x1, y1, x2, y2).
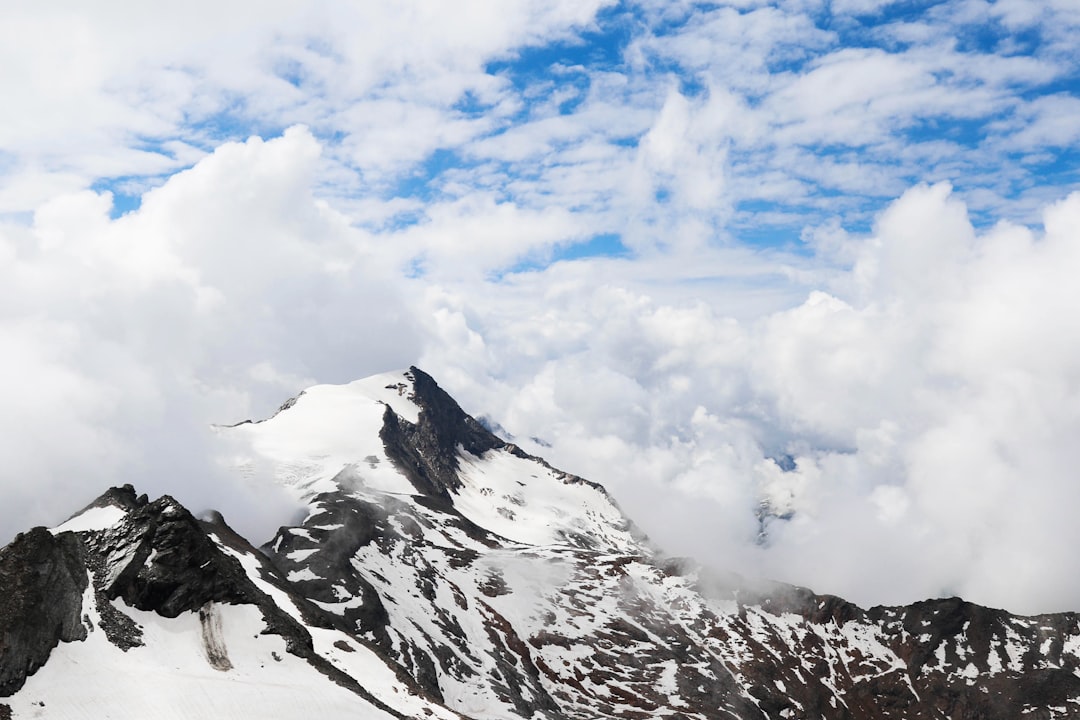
(1, 367, 1079, 719)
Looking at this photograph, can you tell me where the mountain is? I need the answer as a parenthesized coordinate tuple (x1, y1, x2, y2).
(3, 366, 1080, 719)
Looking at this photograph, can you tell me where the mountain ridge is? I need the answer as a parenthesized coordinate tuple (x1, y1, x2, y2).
(2, 366, 1079, 719)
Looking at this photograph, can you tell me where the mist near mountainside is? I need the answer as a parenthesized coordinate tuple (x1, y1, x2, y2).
(2, 2, 1080, 617)
(2, 134, 1080, 614)
(9, 370, 1080, 720)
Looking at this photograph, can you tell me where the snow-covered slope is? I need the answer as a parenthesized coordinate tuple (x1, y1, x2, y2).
(1, 485, 458, 720)
(227, 368, 633, 551)
(4, 367, 1080, 719)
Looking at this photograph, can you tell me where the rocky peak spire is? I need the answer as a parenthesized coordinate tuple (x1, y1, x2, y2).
(379, 366, 503, 498)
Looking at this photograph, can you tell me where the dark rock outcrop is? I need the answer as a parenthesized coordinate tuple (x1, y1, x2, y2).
(380, 367, 503, 498)
(86, 495, 262, 617)
(0, 528, 88, 696)
(264, 488, 393, 647)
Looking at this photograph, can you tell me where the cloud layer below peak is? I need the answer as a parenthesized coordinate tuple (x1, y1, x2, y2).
(2, 1, 1080, 615)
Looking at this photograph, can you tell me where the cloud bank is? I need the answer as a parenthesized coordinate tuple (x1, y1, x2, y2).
(423, 183, 1080, 615)
(0, 128, 420, 542)
(2, 1, 1080, 615)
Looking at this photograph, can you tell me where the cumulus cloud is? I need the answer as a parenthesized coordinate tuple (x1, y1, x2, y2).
(417, 184, 1080, 614)
(0, 127, 420, 544)
(4, 126, 1080, 616)
(3, 1, 1080, 618)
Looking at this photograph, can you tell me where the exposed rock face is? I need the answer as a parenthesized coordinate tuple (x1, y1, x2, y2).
(265, 488, 393, 648)
(380, 367, 502, 498)
(0, 528, 87, 696)
(674, 584, 1080, 720)
(87, 495, 262, 617)
(3, 367, 1080, 719)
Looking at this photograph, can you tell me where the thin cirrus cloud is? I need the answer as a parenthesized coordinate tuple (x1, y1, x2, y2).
(1, 1, 1079, 614)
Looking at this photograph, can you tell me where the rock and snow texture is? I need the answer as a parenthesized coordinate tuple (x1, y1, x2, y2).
(1, 483, 456, 720)
(3, 366, 1080, 719)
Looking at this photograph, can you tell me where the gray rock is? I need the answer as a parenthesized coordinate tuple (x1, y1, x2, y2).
(0, 528, 88, 696)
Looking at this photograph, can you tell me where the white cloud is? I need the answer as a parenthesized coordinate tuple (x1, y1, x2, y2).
(0, 0, 612, 211)
(416, 184, 1080, 614)
(0, 127, 421, 544)
(995, 94, 1080, 150)
(830, 0, 901, 15)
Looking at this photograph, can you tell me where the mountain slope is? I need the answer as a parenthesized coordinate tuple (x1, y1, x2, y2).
(2, 367, 1080, 719)
(1, 483, 459, 720)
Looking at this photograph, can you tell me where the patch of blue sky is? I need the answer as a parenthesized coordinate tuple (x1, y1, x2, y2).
(951, 14, 1041, 55)
(490, 232, 632, 280)
(608, 134, 640, 148)
(364, 197, 428, 234)
(89, 137, 184, 219)
(553, 72, 595, 115)
(1017, 79, 1080, 105)
(453, 90, 496, 118)
(485, 3, 633, 91)
(900, 116, 988, 150)
(1015, 146, 1080, 186)
(554, 232, 631, 261)
(403, 256, 427, 280)
(883, 0, 963, 26)
(272, 57, 306, 89)
(488, 255, 545, 279)
(186, 103, 280, 150)
(734, 187, 881, 242)
(732, 202, 829, 250)
(91, 178, 145, 219)
(816, 1, 1040, 60)
(944, 1, 1065, 60)
(391, 148, 464, 203)
(495, 64, 594, 121)
(376, 3, 1075, 262)
(903, 118, 1080, 209)
(479, 40, 612, 143)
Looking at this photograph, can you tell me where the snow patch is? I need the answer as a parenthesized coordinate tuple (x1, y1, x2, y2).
(51, 505, 127, 534)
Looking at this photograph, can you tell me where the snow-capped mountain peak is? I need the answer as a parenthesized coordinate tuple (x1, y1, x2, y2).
(226, 366, 634, 552)
(4, 367, 1080, 719)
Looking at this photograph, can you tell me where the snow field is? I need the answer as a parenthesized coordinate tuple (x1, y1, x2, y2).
(50, 504, 127, 534)
(224, 370, 422, 500)
(9, 598, 399, 720)
(211, 534, 461, 720)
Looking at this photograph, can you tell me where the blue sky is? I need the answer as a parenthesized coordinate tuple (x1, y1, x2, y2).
(339, 0, 1077, 252)
(3, 0, 1080, 613)
(9, 0, 1072, 260)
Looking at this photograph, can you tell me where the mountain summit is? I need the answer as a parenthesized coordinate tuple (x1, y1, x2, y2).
(3, 367, 1080, 719)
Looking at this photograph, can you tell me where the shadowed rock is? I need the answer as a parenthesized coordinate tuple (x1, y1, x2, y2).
(379, 367, 503, 498)
(0, 528, 88, 696)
